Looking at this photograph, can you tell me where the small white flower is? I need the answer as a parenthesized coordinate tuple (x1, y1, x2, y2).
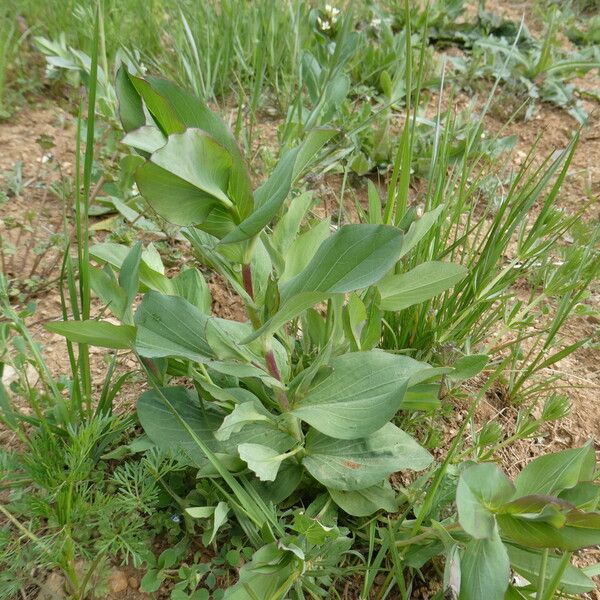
(317, 16, 331, 31)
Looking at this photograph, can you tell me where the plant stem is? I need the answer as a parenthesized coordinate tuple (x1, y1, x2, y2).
(241, 262, 261, 329)
(535, 548, 549, 600)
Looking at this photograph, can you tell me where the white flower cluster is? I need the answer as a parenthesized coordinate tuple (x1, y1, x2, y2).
(317, 4, 341, 32)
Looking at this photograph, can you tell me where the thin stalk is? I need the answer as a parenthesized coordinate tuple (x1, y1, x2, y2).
(535, 549, 549, 600)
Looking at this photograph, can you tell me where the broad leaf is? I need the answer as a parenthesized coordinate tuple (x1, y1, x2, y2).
(137, 386, 295, 469)
(122, 125, 166, 153)
(45, 320, 135, 349)
(238, 443, 289, 482)
(280, 224, 404, 301)
(115, 65, 145, 133)
(459, 532, 510, 600)
(507, 544, 596, 595)
(90, 242, 174, 294)
(281, 218, 331, 282)
(378, 261, 467, 311)
(497, 510, 600, 551)
(448, 354, 489, 381)
(136, 131, 234, 226)
(514, 444, 595, 497)
(292, 351, 431, 439)
(215, 401, 273, 441)
(172, 268, 212, 313)
(329, 481, 398, 516)
(134, 291, 215, 362)
(303, 423, 432, 491)
(137, 386, 223, 466)
(457, 463, 515, 539)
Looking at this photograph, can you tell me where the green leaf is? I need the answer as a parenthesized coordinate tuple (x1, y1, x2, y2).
(271, 191, 314, 255)
(292, 351, 431, 439)
(378, 261, 467, 311)
(134, 291, 215, 362)
(497, 510, 600, 551)
(136, 130, 236, 226)
(303, 423, 432, 491)
(129, 73, 185, 134)
(398, 205, 444, 258)
(514, 444, 595, 497)
(281, 218, 331, 282)
(119, 241, 142, 311)
(137, 386, 294, 468)
(280, 224, 404, 301)
(137, 386, 223, 466)
(89, 266, 128, 320)
(221, 129, 337, 244)
(238, 443, 289, 482)
(242, 291, 327, 343)
(457, 463, 515, 539)
(172, 268, 212, 313)
(448, 354, 489, 381)
(215, 401, 273, 441)
(220, 147, 299, 245)
(90, 242, 174, 294)
(136, 161, 223, 227)
(115, 65, 145, 133)
(122, 125, 166, 153)
(45, 320, 136, 349)
(185, 506, 216, 519)
(151, 130, 232, 205)
(459, 531, 510, 600)
(507, 545, 596, 595)
(245, 224, 405, 344)
(222, 544, 297, 600)
(401, 384, 441, 411)
(140, 569, 164, 593)
(208, 502, 230, 544)
(253, 461, 304, 505)
(329, 481, 398, 516)
(559, 481, 600, 511)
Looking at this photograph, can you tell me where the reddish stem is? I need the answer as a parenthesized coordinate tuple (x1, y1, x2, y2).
(242, 263, 254, 300)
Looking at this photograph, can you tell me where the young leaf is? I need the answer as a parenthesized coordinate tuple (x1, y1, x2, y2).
(244, 224, 404, 343)
(514, 444, 595, 497)
(238, 443, 289, 482)
(280, 218, 331, 282)
(378, 261, 467, 311)
(186, 506, 216, 519)
(303, 423, 432, 491)
(292, 351, 431, 439)
(215, 401, 273, 441)
(457, 463, 515, 539)
(119, 241, 142, 313)
(89, 266, 128, 320)
(459, 532, 510, 600)
(172, 268, 212, 313)
(45, 320, 135, 349)
(207, 502, 230, 544)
